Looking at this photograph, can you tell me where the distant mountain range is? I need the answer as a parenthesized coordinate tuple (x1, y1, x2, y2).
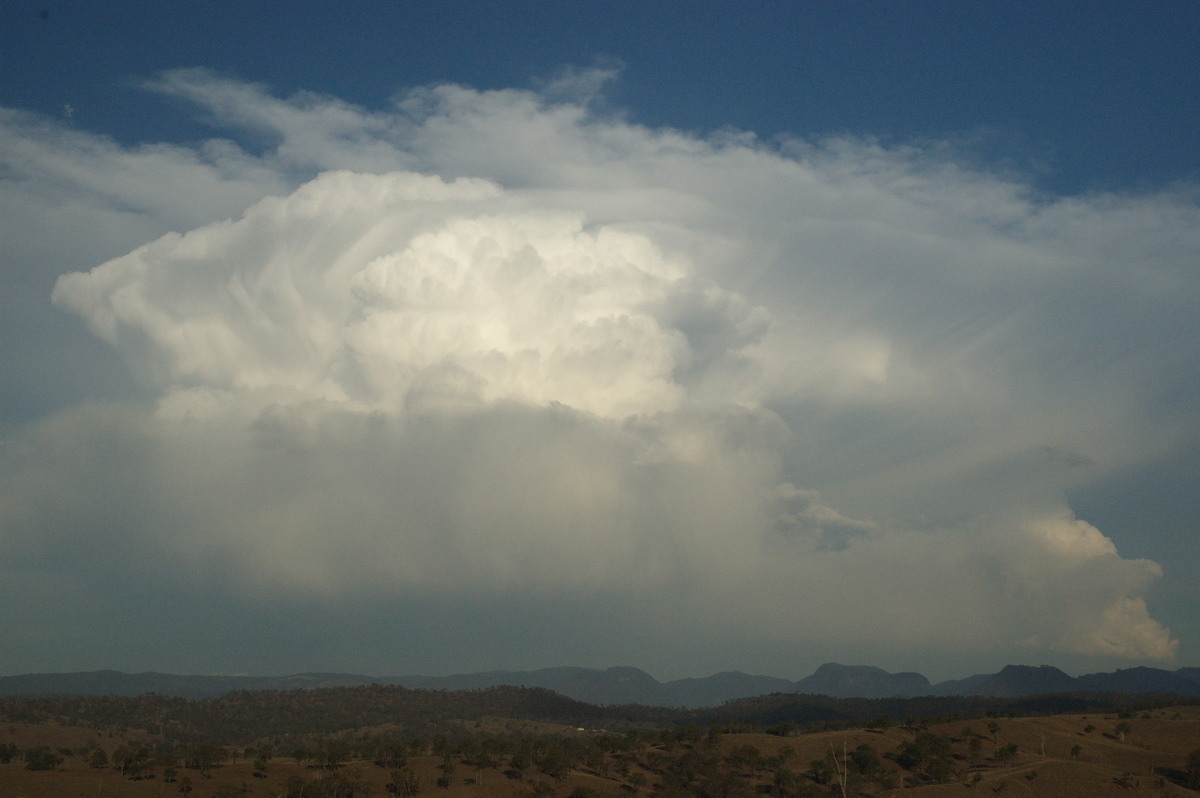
(2, 663, 1198, 708)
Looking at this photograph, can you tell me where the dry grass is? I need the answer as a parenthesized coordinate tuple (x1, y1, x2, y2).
(1, 706, 1198, 797)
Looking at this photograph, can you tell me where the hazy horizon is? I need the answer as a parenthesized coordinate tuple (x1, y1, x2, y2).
(6, 658, 1198, 686)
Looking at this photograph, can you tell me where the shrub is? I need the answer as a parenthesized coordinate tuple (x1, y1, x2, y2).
(24, 746, 64, 771)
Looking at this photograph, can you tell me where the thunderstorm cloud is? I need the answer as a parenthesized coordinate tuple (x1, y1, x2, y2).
(2, 68, 1197, 677)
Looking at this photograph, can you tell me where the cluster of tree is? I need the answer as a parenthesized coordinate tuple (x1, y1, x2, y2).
(5, 686, 1200, 798)
(284, 768, 374, 798)
(0, 736, 282, 782)
(0, 685, 649, 745)
(2, 685, 1195, 749)
(5, 716, 1200, 797)
(714, 690, 1200, 730)
(0, 741, 20, 763)
(19, 746, 65, 771)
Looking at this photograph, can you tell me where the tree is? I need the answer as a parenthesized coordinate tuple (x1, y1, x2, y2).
(773, 766, 800, 798)
(24, 746, 64, 771)
(1186, 748, 1200, 790)
(387, 767, 420, 798)
(0, 743, 18, 764)
(437, 754, 457, 789)
(374, 738, 407, 769)
(676, 723, 703, 744)
(305, 769, 370, 798)
(317, 737, 350, 770)
(568, 788, 602, 798)
(808, 756, 834, 786)
(995, 743, 1019, 763)
(184, 743, 225, 775)
(112, 745, 134, 776)
(728, 743, 765, 780)
(849, 742, 881, 778)
(284, 775, 306, 798)
(509, 747, 531, 781)
(462, 739, 498, 786)
(536, 743, 574, 780)
(828, 742, 850, 798)
(893, 731, 955, 784)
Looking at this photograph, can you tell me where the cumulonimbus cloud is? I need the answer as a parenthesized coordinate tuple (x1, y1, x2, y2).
(3, 67, 1196, 675)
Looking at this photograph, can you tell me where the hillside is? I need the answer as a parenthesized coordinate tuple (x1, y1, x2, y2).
(4, 663, 1200, 707)
(1, 696, 1198, 797)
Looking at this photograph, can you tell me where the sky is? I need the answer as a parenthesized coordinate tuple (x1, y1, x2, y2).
(0, 1, 1198, 683)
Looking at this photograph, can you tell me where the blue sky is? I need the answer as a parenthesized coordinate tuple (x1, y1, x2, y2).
(6, 1, 1197, 190)
(1, 1, 1198, 681)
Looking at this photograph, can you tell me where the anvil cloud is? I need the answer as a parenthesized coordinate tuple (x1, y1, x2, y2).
(2, 69, 1196, 679)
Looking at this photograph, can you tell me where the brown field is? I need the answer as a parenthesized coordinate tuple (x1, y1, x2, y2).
(2, 705, 1199, 797)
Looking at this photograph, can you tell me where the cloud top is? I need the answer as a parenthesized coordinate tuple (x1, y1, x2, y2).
(54, 169, 770, 422)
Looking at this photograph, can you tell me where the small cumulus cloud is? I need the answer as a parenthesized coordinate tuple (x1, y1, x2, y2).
(2, 67, 1197, 675)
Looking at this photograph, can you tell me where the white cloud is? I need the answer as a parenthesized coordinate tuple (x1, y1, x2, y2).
(3, 68, 1198, 676)
(52, 169, 767, 422)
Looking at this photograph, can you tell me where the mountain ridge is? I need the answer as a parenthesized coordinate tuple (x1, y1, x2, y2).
(1, 663, 1198, 708)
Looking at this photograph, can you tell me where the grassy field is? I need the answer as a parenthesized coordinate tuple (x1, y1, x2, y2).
(2, 705, 1199, 797)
